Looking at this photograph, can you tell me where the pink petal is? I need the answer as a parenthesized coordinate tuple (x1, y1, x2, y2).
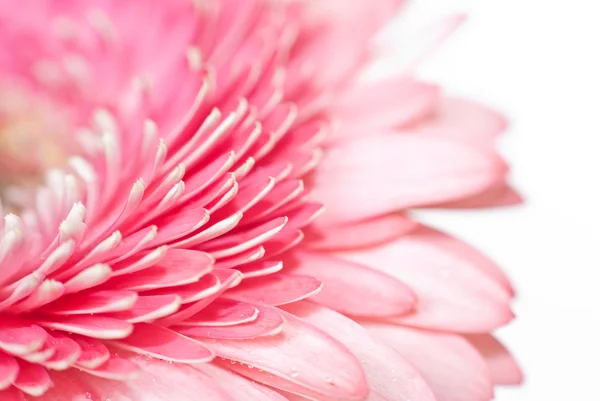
(77, 356, 139, 381)
(224, 274, 322, 306)
(47, 356, 233, 400)
(288, 252, 416, 317)
(0, 353, 18, 390)
(430, 183, 523, 209)
(337, 225, 514, 332)
(71, 335, 110, 369)
(176, 304, 284, 339)
(0, 386, 26, 401)
(331, 78, 439, 139)
(111, 323, 214, 363)
(179, 298, 258, 327)
(365, 323, 494, 401)
(198, 363, 289, 400)
(466, 334, 523, 385)
(203, 309, 368, 400)
(285, 302, 436, 401)
(0, 321, 48, 355)
(144, 273, 221, 304)
(43, 290, 138, 315)
(42, 334, 81, 371)
(13, 360, 52, 397)
(108, 250, 213, 291)
(413, 97, 508, 147)
(38, 316, 133, 339)
(312, 135, 506, 223)
(305, 212, 417, 250)
(107, 294, 182, 323)
(236, 260, 284, 278)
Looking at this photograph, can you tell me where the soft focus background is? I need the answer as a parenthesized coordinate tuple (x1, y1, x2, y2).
(386, 1, 600, 400)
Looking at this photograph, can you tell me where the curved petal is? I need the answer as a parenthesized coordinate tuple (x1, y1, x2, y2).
(288, 251, 416, 317)
(202, 307, 368, 400)
(365, 323, 494, 401)
(284, 302, 436, 401)
(312, 135, 507, 224)
(465, 334, 524, 386)
(40, 356, 234, 401)
(336, 225, 514, 332)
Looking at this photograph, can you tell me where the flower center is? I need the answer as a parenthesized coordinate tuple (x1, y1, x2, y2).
(0, 84, 74, 210)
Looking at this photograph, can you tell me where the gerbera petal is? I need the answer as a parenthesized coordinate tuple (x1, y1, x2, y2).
(365, 323, 494, 401)
(198, 363, 289, 400)
(203, 309, 368, 399)
(285, 302, 437, 401)
(312, 135, 507, 223)
(0, 353, 18, 390)
(44, 356, 234, 401)
(465, 334, 524, 386)
(288, 252, 416, 317)
(224, 273, 322, 306)
(110, 323, 214, 363)
(337, 225, 514, 332)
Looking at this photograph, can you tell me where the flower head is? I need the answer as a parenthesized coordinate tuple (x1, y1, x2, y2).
(0, 1, 521, 400)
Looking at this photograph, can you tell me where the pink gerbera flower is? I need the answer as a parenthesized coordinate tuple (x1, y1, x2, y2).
(0, 1, 522, 400)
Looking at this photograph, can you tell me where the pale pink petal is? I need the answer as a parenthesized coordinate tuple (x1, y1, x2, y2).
(285, 302, 437, 401)
(365, 323, 494, 401)
(413, 98, 508, 147)
(330, 78, 439, 139)
(312, 135, 507, 223)
(224, 273, 322, 306)
(203, 309, 368, 400)
(176, 304, 284, 339)
(198, 363, 289, 400)
(429, 183, 523, 209)
(43, 356, 235, 401)
(288, 251, 416, 317)
(466, 334, 524, 386)
(305, 212, 418, 250)
(336, 225, 514, 332)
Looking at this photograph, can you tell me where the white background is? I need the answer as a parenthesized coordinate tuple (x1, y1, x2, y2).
(389, 1, 600, 400)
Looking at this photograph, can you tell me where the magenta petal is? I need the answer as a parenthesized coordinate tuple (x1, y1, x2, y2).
(38, 316, 133, 339)
(71, 335, 110, 369)
(203, 309, 368, 399)
(224, 273, 322, 306)
(0, 353, 18, 390)
(13, 360, 52, 397)
(0, 322, 47, 355)
(111, 323, 214, 363)
(0, 386, 26, 401)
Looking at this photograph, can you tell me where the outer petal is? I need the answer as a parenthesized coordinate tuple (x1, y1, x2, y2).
(365, 323, 494, 401)
(336, 225, 514, 332)
(284, 302, 436, 401)
(202, 308, 368, 400)
(38, 356, 234, 401)
(198, 363, 289, 400)
(287, 251, 416, 317)
(413, 98, 508, 147)
(330, 78, 439, 139)
(466, 334, 524, 385)
(312, 135, 506, 224)
(305, 212, 417, 250)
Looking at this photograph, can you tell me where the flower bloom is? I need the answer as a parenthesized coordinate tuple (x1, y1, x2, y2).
(0, 1, 522, 400)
